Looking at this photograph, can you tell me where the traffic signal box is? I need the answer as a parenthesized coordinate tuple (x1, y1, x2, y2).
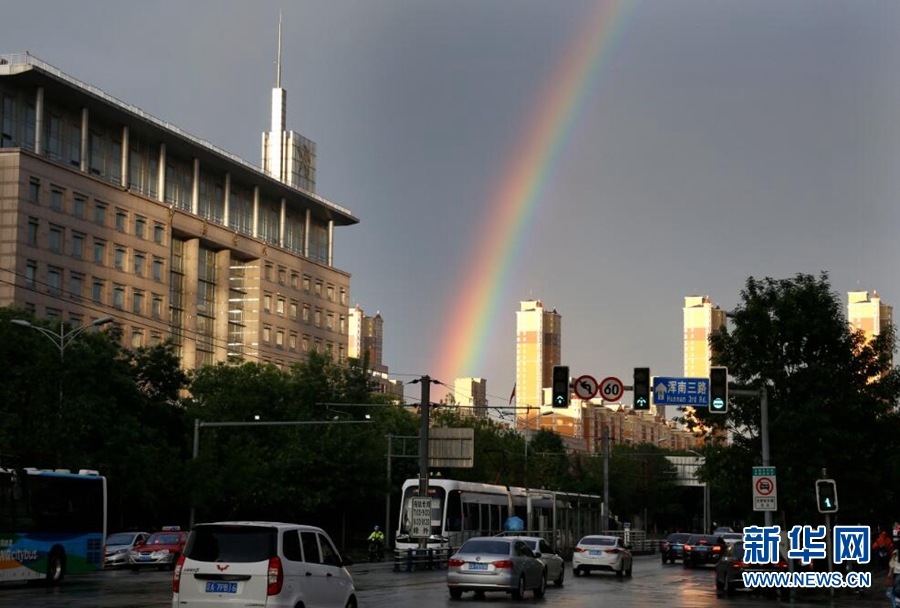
(709, 366, 728, 414)
(633, 367, 650, 410)
(816, 479, 838, 513)
(551, 365, 570, 408)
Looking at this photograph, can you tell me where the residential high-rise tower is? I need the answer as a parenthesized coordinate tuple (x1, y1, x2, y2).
(681, 295, 727, 419)
(515, 299, 561, 429)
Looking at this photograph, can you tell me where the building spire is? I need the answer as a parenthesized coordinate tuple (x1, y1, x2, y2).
(276, 10, 283, 89)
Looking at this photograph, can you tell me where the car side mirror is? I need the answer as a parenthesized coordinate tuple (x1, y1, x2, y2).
(534, 552, 542, 558)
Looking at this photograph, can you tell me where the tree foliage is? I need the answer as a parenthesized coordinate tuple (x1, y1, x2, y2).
(691, 273, 900, 528)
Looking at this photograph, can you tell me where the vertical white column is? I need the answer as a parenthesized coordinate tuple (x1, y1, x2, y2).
(79, 107, 89, 172)
(327, 220, 334, 266)
(304, 209, 311, 258)
(121, 126, 129, 187)
(34, 87, 44, 155)
(223, 172, 231, 228)
(252, 186, 260, 239)
(192, 158, 200, 215)
(157, 143, 166, 203)
(279, 198, 286, 247)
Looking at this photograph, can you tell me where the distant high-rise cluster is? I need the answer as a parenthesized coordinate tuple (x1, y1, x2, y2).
(348, 306, 385, 372)
(453, 377, 487, 419)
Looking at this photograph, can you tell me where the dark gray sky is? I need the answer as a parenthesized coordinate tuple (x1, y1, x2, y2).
(5, 0, 899, 408)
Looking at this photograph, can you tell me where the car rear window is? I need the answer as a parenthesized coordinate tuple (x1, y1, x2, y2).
(148, 533, 182, 545)
(579, 537, 616, 546)
(667, 533, 691, 543)
(459, 540, 511, 555)
(184, 525, 277, 563)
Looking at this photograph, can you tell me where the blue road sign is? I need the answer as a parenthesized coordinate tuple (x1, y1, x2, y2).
(652, 377, 709, 407)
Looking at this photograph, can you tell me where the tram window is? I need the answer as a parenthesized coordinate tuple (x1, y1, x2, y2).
(463, 502, 480, 530)
(445, 492, 462, 532)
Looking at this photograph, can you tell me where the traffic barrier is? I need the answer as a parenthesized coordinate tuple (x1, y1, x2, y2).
(392, 547, 453, 572)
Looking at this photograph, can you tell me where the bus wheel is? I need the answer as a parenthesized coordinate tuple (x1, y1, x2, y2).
(46, 548, 66, 585)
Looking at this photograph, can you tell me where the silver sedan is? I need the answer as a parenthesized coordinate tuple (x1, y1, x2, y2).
(504, 535, 565, 587)
(447, 537, 547, 600)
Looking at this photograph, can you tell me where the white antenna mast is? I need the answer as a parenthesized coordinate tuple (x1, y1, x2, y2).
(276, 10, 283, 89)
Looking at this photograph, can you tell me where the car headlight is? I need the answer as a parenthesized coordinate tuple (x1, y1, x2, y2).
(155, 549, 170, 556)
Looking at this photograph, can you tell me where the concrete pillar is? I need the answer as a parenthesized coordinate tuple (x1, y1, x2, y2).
(79, 107, 89, 173)
(157, 143, 166, 203)
(279, 198, 286, 247)
(327, 220, 334, 266)
(304, 209, 311, 257)
(223, 172, 231, 228)
(192, 158, 200, 215)
(252, 186, 260, 239)
(34, 87, 44, 155)
(121, 125, 129, 187)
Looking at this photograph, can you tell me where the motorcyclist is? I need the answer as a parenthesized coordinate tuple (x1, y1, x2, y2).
(367, 526, 385, 562)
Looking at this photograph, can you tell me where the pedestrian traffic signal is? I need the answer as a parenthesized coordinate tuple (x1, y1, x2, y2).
(552, 366, 570, 408)
(633, 367, 650, 410)
(709, 366, 728, 414)
(815, 479, 838, 513)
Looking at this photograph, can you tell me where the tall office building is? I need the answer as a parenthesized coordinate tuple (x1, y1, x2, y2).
(348, 306, 386, 373)
(0, 52, 357, 369)
(681, 295, 727, 419)
(515, 299, 561, 429)
(454, 377, 487, 419)
(848, 291, 893, 345)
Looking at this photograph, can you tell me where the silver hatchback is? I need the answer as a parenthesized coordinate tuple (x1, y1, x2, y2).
(447, 537, 546, 600)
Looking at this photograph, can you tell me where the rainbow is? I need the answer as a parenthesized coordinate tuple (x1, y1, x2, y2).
(434, 0, 637, 393)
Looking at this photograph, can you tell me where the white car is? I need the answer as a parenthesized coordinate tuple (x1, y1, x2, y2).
(572, 535, 633, 578)
(172, 521, 357, 608)
(503, 536, 565, 587)
(105, 531, 149, 568)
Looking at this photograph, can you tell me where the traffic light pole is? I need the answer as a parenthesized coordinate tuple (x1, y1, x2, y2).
(731, 385, 771, 528)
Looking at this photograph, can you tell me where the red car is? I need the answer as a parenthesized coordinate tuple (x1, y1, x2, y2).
(129, 526, 188, 571)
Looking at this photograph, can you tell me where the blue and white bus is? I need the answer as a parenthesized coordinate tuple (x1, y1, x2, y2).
(0, 467, 107, 584)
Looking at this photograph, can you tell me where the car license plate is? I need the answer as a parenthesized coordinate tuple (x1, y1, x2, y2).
(140, 555, 151, 561)
(589, 550, 601, 556)
(469, 563, 488, 570)
(206, 581, 238, 593)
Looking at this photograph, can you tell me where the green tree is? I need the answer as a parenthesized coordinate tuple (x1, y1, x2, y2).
(695, 273, 900, 527)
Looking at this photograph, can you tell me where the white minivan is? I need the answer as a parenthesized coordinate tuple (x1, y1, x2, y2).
(172, 521, 357, 608)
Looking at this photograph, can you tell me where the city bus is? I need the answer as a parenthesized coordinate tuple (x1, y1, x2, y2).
(395, 478, 604, 557)
(0, 467, 107, 584)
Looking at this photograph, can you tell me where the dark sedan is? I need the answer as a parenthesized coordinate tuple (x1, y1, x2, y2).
(660, 532, 691, 564)
(682, 534, 727, 568)
(715, 540, 789, 599)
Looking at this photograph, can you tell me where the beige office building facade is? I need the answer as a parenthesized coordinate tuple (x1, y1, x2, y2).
(0, 53, 358, 369)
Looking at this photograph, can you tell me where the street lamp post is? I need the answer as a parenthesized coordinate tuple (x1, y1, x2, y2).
(11, 316, 114, 406)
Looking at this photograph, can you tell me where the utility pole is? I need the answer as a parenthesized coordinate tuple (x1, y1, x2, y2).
(410, 375, 438, 550)
(603, 424, 610, 532)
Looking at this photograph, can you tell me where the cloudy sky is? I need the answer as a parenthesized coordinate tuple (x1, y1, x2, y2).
(4, 0, 899, 409)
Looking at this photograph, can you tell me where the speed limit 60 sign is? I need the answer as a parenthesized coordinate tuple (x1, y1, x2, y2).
(599, 377, 624, 402)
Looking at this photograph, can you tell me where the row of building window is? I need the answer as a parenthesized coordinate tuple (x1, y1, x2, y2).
(26, 216, 166, 280)
(261, 292, 345, 332)
(24, 259, 165, 318)
(259, 325, 345, 360)
(262, 262, 346, 304)
(28, 178, 167, 244)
